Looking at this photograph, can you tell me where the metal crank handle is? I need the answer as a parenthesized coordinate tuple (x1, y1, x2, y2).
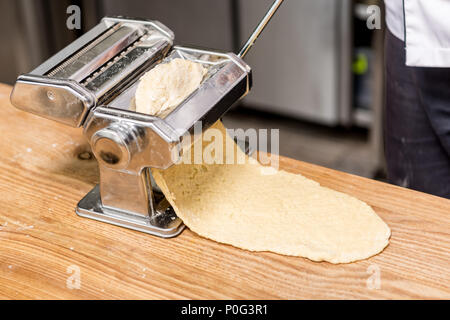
(238, 0, 284, 59)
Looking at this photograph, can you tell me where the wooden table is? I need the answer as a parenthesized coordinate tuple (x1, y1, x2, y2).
(0, 84, 448, 299)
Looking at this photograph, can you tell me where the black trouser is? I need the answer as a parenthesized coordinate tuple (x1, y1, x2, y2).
(385, 29, 450, 199)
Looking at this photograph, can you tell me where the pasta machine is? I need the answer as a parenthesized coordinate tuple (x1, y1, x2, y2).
(10, 1, 283, 237)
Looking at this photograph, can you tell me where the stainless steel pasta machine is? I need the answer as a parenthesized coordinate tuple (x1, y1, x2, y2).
(10, 0, 283, 237)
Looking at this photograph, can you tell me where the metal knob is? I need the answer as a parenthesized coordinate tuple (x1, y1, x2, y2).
(91, 124, 139, 169)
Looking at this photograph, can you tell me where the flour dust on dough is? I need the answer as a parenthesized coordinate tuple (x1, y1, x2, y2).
(152, 122, 391, 264)
(135, 58, 207, 118)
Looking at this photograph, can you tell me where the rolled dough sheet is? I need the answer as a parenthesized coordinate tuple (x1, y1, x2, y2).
(137, 58, 391, 263)
(152, 122, 391, 264)
(135, 58, 206, 118)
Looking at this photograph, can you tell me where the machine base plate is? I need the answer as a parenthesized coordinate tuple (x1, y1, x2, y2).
(76, 185, 185, 238)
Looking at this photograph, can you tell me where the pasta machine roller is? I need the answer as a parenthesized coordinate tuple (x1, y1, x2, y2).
(10, 0, 283, 238)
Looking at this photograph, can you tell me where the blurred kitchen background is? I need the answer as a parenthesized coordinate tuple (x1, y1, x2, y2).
(0, 0, 386, 179)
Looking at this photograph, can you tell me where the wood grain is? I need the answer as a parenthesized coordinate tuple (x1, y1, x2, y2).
(0, 84, 449, 299)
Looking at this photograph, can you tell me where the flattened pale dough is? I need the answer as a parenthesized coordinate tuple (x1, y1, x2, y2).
(152, 122, 391, 264)
(136, 60, 390, 263)
(135, 58, 206, 118)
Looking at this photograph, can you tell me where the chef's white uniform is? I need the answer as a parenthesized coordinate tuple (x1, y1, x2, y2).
(385, 0, 450, 67)
(383, 0, 450, 199)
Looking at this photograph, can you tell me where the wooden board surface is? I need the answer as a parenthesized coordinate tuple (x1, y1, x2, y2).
(0, 83, 449, 299)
